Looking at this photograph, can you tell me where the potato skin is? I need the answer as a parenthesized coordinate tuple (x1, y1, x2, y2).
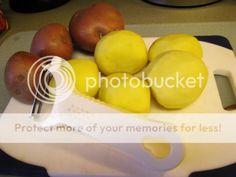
(31, 23, 73, 60)
(69, 2, 124, 52)
(4, 51, 39, 104)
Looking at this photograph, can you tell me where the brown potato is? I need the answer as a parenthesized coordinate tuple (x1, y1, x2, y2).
(4, 51, 40, 104)
(31, 23, 73, 60)
(69, 2, 124, 52)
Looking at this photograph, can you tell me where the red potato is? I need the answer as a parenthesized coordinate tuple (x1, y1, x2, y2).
(4, 51, 40, 104)
(69, 2, 124, 52)
(31, 23, 73, 60)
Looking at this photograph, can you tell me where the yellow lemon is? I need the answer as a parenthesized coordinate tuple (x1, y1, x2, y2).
(146, 51, 208, 109)
(95, 30, 148, 75)
(98, 73, 151, 113)
(148, 34, 203, 61)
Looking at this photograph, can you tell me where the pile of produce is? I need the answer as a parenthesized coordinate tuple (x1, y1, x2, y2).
(4, 2, 208, 113)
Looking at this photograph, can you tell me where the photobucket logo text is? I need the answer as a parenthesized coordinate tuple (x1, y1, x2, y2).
(85, 72, 205, 91)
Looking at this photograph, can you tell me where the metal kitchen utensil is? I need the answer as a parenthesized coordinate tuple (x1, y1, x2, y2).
(31, 56, 55, 117)
(31, 69, 52, 117)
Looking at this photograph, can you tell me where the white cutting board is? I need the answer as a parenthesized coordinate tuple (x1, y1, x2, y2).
(1, 32, 236, 177)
